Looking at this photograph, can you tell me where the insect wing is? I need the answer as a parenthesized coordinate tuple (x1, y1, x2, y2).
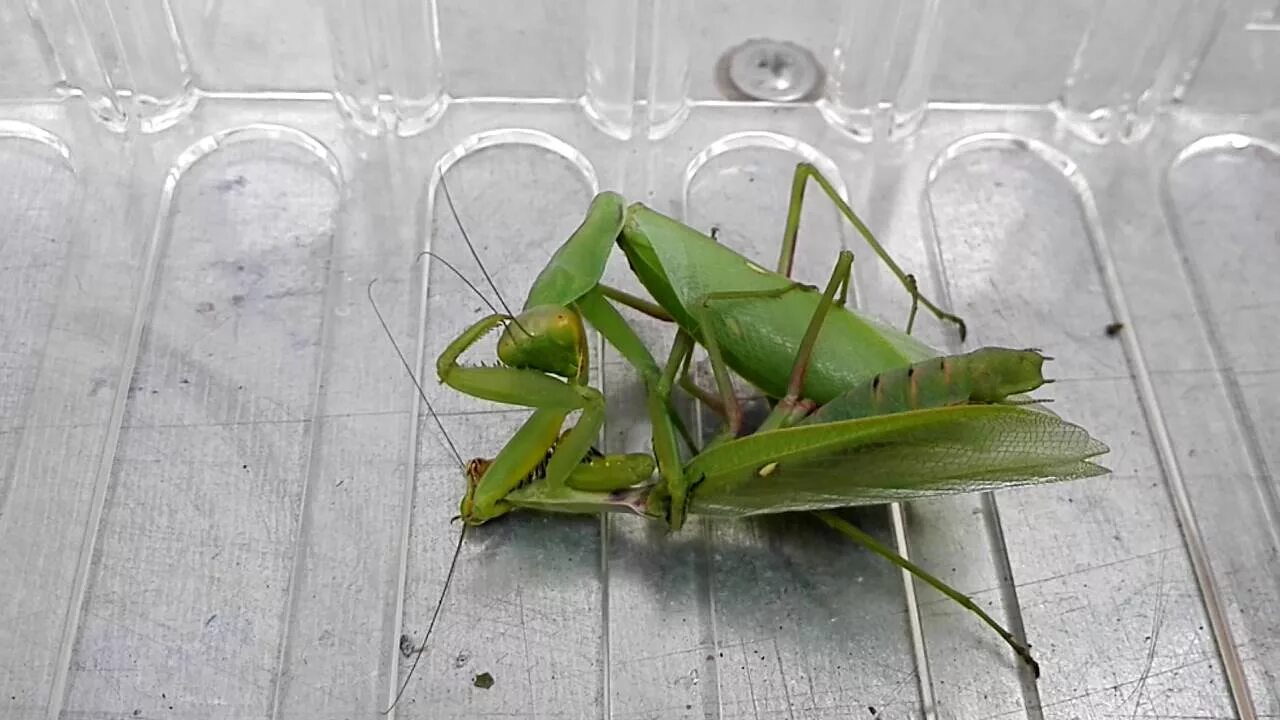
(686, 403, 1109, 517)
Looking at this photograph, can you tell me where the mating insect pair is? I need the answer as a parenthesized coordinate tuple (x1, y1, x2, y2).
(374, 161, 1109, 708)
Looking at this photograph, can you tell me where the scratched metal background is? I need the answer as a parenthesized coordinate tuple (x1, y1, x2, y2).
(2, 1, 1279, 718)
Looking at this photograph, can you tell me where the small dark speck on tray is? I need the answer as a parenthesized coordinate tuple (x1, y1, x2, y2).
(1104, 321, 1124, 337)
(217, 175, 248, 192)
(473, 672, 495, 689)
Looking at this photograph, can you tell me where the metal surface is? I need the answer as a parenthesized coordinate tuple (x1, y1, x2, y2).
(2, 2, 1278, 719)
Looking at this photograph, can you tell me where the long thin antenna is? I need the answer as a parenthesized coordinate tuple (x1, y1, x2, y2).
(369, 278, 466, 472)
(368, 278, 469, 714)
(382, 525, 466, 715)
(437, 171, 526, 331)
(414, 249, 507, 320)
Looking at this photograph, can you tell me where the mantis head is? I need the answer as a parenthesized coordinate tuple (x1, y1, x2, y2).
(496, 304, 587, 379)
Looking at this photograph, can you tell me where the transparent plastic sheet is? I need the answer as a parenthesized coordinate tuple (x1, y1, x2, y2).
(1, 1, 1278, 718)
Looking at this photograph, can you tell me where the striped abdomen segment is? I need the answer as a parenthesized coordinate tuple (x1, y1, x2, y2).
(802, 347, 1048, 425)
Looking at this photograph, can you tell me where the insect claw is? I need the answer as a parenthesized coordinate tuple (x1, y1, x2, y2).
(1042, 378, 1056, 384)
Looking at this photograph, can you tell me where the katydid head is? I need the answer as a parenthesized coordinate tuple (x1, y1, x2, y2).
(496, 304, 587, 379)
(458, 458, 490, 522)
(966, 347, 1049, 402)
(458, 457, 513, 525)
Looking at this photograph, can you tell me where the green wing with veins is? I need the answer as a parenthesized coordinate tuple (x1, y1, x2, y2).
(685, 403, 1109, 517)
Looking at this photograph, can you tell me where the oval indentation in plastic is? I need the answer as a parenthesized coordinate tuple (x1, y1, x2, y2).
(62, 126, 343, 716)
(0, 123, 78, 500)
(1164, 134, 1280, 377)
(0, 123, 81, 710)
(924, 133, 1239, 716)
(924, 134, 1126, 382)
(1162, 136, 1280, 713)
(394, 130, 605, 715)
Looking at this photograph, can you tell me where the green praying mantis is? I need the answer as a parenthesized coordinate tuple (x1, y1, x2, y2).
(376, 162, 1110, 706)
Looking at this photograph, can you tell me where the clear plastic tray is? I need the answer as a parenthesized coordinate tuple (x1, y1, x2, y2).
(2, 1, 1278, 718)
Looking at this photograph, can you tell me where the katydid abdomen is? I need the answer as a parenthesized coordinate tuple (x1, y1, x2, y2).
(800, 347, 1049, 425)
(618, 204, 938, 404)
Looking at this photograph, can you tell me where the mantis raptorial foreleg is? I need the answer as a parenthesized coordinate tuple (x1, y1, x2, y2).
(439, 286, 704, 525)
(436, 313, 615, 522)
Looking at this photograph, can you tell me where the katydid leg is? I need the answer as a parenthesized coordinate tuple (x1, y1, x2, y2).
(577, 287, 699, 455)
(647, 330, 697, 524)
(776, 162, 966, 340)
(691, 282, 807, 440)
(598, 283, 675, 322)
(679, 374, 725, 418)
(672, 281, 813, 528)
(815, 510, 1041, 677)
(755, 249, 855, 434)
(903, 273, 921, 335)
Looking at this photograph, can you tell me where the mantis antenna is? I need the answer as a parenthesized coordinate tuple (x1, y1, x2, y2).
(437, 169, 530, 335)
(412, 248, 507, 320)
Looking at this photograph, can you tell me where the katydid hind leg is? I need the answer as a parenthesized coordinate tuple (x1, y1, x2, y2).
(815, 511, 1041, 678)
(779, 162, 967, 341)
(782, 250, 853, 404)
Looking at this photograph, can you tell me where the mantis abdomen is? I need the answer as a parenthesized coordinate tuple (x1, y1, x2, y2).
(802, 347, 1049, 425)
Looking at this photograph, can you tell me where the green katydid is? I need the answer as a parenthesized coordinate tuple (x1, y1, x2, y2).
(377, 162, 1109, 705)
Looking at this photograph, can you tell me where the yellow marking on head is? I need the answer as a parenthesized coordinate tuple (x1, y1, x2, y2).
(758, 461, 779, 477)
